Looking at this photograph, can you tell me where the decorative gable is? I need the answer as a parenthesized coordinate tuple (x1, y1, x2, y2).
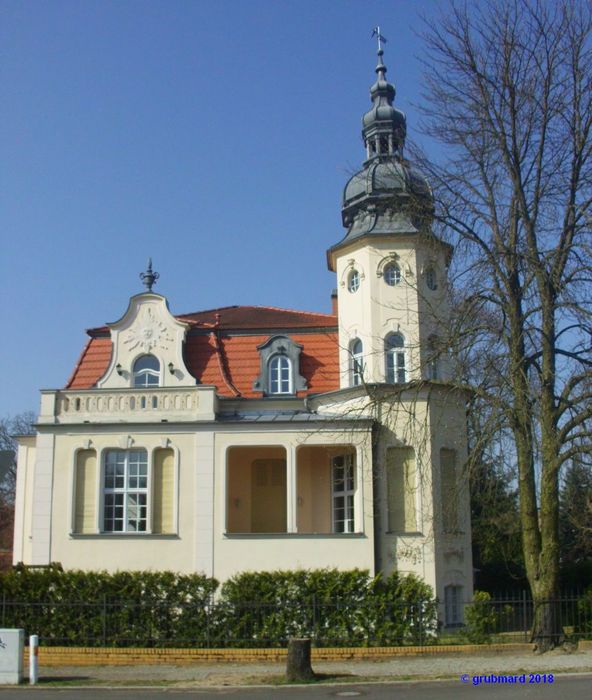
(97, 293, 195, 389)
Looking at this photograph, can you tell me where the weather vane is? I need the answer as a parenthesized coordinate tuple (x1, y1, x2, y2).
(371, 26, 388, 52)
(140, 257, 159, 292)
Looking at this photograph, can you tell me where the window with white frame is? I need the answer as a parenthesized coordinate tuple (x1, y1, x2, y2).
(347, 269, 360, 293)
(383, 262, 402, 286)
(268, 354, 292, 394)
(385, 333, 407, 383)
(350, 338, 364, 386)
(103, 449, 148, 532)
(133, 354, 160, 387)
(332, 454, 355, 533)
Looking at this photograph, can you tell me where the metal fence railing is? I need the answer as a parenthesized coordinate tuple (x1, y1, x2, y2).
(1, 592, 590, 648)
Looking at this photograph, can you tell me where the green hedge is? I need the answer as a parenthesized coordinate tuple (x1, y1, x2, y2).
(0, 565, 436, 647)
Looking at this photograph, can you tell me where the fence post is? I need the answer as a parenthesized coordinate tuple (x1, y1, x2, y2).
(311, 594, 317, 643)
(522, 590, 527, 642)
(1, 591, 5, 627)
(102, 594, 107, 647)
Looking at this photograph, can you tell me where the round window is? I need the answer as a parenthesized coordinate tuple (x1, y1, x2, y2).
(348, 269, 360, 293)
(383, 262, 401, 286)
(425, 267, 438, 291)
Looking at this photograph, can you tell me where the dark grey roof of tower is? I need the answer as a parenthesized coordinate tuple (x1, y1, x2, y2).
(327, 44, 433, 263)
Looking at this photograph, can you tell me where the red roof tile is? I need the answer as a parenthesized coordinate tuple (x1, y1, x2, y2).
(67, 306, 340, 396)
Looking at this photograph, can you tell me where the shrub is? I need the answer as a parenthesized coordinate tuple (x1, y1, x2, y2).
(463, 591, 498, 644)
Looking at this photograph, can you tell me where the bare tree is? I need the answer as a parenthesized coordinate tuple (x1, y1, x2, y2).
(0, 412, 36, 570)
(416, 0, 592, 650)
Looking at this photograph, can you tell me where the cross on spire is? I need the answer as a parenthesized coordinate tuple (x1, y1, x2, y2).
(371, 26, 388, 53)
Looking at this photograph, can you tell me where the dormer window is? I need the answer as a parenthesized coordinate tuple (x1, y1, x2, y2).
(253, 335, 307, 397)
(269, 355, 292, 395)
(133, 354, 160, 387)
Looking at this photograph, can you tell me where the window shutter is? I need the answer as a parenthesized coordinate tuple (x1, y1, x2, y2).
(440, 448, 458, 532)
(153, 448, 174, 534)
(74, 449, 97, 534)
(386, 447, 416, 532)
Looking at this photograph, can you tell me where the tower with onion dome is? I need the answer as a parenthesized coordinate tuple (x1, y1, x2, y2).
(327, 40, 452, 391)
(323, 37, 472, 609)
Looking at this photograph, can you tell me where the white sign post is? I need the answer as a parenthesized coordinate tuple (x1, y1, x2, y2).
(0, 629, 24, 684)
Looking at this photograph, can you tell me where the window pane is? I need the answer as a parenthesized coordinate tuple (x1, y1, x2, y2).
(133, 355, 160, 372)
(384, 263, 401, 286)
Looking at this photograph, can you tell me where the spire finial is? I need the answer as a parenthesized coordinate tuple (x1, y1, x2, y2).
(139, 257, 159, 292)
(371, 26, 387, 54)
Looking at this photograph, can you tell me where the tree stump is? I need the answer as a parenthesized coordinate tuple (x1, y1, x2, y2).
(286, 638, 315, 682)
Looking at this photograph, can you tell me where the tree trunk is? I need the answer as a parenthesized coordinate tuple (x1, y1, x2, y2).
(286, 638, 314, 682)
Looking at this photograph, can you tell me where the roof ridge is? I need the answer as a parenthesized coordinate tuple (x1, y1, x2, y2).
(178, 304, 336, 318)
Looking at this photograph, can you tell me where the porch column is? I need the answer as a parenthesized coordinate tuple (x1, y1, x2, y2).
(286, 443, 297, 533)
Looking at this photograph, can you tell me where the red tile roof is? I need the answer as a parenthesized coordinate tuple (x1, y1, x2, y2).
(66, 306, 340, 397)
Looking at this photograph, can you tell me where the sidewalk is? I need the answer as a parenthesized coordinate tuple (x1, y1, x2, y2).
(29, 647, 592, 687)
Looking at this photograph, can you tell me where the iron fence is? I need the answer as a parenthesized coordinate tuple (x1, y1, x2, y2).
(0, 592, 590, 648)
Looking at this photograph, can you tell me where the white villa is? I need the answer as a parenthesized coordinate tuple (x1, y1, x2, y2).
(13, 46, 473, 625)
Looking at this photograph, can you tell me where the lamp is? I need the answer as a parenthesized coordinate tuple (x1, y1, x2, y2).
(116, 363, 123, 376)
(168, 362, 175, 375)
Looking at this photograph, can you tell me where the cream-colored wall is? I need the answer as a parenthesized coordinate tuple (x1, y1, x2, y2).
(213, 427, 375, 582)
(334, 237, 451, 387)
(296, 446, 332, 533)
(226, 446, 287, 533)
(48, 430, 206, 574)
(428, 392, 473, 604)
(335, 239, 420, 387)
(13, 437, 36, 565)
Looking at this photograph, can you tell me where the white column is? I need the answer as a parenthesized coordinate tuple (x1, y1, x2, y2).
(354, 445, 364, 534)
(30, 433, 55, 565)
(286, 443, 297, 533)
(12, 441, 29, 564)
(194, 431, 215, 577)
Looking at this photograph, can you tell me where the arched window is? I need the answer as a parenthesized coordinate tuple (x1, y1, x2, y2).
(427, 335, 439, 380)
(425, 266, 438, 290)
(347, 269, 360, 293)
(350, 339, 364, 387)
(383, 262, 401, 286)
(133, 354, 160, 387)
(268, 355, 292, 394)
(385, 333, 406, 384)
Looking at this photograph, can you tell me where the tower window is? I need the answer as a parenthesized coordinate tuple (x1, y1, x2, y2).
(133, 354, 160, 387)
(385, 333, 407, 383)
(427, 335, 440, 380)
(425, 266, 438, 291)
(383, 262, 401, 286)
(350, 339, 364, 387)
(348, 269, 360, 293)
(379, 136, 389, 153)
(269, 355, 292, 395)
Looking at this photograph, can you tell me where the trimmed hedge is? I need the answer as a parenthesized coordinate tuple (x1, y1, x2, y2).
(0, 565, 437, 647)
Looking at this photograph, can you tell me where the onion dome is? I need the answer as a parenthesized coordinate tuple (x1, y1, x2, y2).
(328, 42, 433, 264)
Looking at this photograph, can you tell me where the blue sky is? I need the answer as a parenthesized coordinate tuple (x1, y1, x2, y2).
(1, 0, 442, 417)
